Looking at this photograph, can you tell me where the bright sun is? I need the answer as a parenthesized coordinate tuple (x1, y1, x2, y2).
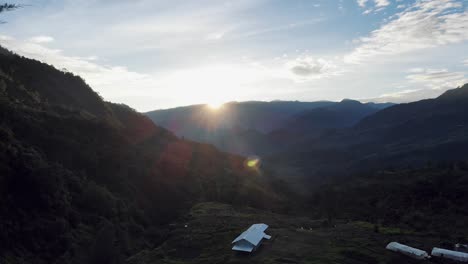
(207, 102, 224, 110)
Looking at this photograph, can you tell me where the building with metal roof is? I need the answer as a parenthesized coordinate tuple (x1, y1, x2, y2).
(232, 223, 271, 252)
(385, 242, 430, 260)
(432, 247, 468, 262)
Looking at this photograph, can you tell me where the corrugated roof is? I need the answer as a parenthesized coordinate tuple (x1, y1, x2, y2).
(432, 247, 468, 262)
(232, 223, 269, 246)
(386, 242, 429, 260)
(232, 244, 254, 252)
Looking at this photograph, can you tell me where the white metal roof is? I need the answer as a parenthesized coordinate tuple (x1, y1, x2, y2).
(386, 242, 430, 260)
(232, 243, 255, 252)
(232, 223, 270, 247)
(432, 247, 468, 262)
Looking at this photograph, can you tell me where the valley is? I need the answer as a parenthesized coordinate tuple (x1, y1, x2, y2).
(1, 40, 468, 264)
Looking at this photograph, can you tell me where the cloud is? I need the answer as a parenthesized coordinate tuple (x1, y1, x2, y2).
(368, 68, 467, 103)
(357, 0, 369, 8)
(28, 35, 54, 44)
(0, 34, 288, 111)
(357, 0, 390, 12)
(0, 35, 156, 102)
(406, 68, 467, 89)
(369, 88, 445, 103)
(374, 0, 390, 7)
(347, 0, 468, 63)
(238, 18, 325, 38)
(286, 56, 340, 81)
(463, 58, 468, 66)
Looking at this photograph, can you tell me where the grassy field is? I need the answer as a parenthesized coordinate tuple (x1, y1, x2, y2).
(127, 202, 454, 264)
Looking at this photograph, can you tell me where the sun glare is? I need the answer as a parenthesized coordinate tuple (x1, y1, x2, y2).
(207, 102, 224, 110)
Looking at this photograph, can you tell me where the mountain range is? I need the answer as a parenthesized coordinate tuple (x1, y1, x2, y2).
(1, 44, 468, 264)
(145, 99, 393, 155)
(268, 83, 468, 185)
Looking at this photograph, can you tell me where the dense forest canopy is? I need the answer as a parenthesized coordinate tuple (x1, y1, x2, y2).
(0, 47, 289, 264)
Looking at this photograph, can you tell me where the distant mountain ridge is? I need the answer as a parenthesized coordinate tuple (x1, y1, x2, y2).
(268, 83, 468, 184)
(145, 99, 393, 155)
(146, 100, 336, 134)
(269, 99, 390, 140)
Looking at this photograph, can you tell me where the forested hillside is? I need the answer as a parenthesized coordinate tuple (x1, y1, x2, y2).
(2, 44, 468, 264)
(310, 163, 468, 236)
(0, 47, 286, 264)
(268, 84, 468, 183)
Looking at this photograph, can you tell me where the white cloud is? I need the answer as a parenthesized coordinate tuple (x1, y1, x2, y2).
(357, 0, 390, 12)
(363, 68, 468, 103)
(374, 0, 390, 7)
(286, 56, 341, 81)
(369, 68, 467, 103)
(347, 0, 468, 63)
(238, 18, 325, 38)
(370, 88, 444, 103)
(408, 67, 425, 73)
(28, 35, 55, 44)
(0, 34, 289, 111)
(357, 0, 369, 8)
(0, 35, 156, 101)
(406, 68, 467, 89)
(463, 58, 468, 66)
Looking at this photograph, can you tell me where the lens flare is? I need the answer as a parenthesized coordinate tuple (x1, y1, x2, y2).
(246, 156, 260, 169)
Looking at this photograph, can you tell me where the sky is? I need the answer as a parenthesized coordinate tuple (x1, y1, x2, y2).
(0, 0, 467, 111)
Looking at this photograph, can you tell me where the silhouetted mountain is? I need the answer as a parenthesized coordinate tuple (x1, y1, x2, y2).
(145, 101, 335, 155)
(268, 84, 468, 184)
(0, 47, 286, 264)
(269, 99, 389, 141)
(146, 101, 335, 132)
(352, 84, 468, 158)
(145, 100, 392, 155)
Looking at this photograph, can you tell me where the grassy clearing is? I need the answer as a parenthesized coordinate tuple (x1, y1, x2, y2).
(127, 202, 450, 264)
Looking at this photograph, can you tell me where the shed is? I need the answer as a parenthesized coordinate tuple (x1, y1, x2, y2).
(386, 242, 430, 260)
(232, 223, 271, 252)
(432, 247, 468, 262)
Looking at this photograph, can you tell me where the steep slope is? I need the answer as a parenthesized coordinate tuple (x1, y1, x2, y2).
(268, 84, 468, 184)
(0, 48, 285, 264)
(349, 84, 468, 168)
(310, 163, 468, 234)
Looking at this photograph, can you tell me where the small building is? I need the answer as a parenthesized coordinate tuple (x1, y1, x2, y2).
(386, 242, 430, 260)
(232, 223, 272, 252)
(432, 247, 468, 262)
